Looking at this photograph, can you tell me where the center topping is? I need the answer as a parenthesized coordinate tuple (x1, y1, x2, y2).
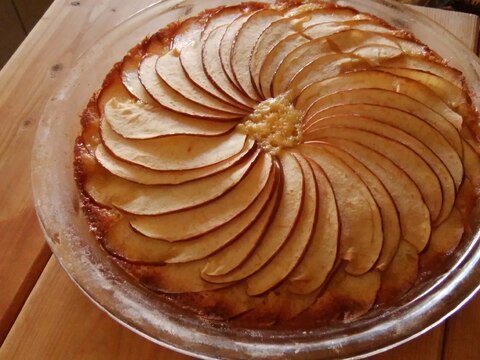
(237, 93, 303, 155)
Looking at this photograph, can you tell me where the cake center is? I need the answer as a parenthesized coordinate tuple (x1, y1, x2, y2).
(237, 93, 303, 155)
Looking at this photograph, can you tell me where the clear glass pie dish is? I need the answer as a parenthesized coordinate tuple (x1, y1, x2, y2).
(31, 0, 480, 358)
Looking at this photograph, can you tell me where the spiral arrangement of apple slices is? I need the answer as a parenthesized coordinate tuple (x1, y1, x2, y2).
(76, 1, 480, 326)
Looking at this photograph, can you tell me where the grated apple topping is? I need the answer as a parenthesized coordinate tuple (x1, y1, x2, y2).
(237, 92, 303, 155)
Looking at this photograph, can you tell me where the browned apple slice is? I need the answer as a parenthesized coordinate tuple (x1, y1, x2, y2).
(352, 44, 402, 65)
(95, 140, 255, 186)
(296, 70, 463, 129)
(306, 117, 455, 225)
(376, 241, 419, 304)
(180, 41, 250, 109)
(421, 208, 464, 269)
(376, 67, 466, 110)
(300, 88, 463, 158)
(104, 98, 236, 139)
(245, 154, 317, 296)
(85, 149, 260, 215)
(304, 18, 396, 36)
(306, 127, 443, 222)
(220, 13, 252, 88)
(201, 167, 281, 276)
(297, 7, 368, 28)
(202, 152, 304, 284)
(308, 104, 463, 190)
(300, 144, 383, 275)
(202, 25, 257, 108)
(138, 55, 240, 119)
(314, 138, 431, 252)
(322, 144, 400, 271)
(171, 16, 203, 51)
(249, 17, 299, 95)
(201, 6, 247, 41)
(303, 268, 381, 323)
(287, 160, 339, 295)
(231, 9, 282, 100)
(287, 54, 369, 96)
(259, 33, 309, 99)
(130, 153, 273, 241)
(121, 54, 157, 105)
(101, 119, 247, 171)
(463, 140, 480, 186)
(380, 54, 464, 87)
(302, 28, 399, 48)
(155, 50, 246, 115)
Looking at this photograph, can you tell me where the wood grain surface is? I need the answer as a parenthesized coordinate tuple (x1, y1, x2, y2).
(0, 2, 479, 359)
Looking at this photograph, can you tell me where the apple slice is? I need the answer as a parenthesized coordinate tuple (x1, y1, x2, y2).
(95, 140, 255, 186)
(300, 88, 463, 158)
(298, 7, 368, 28)
(250, 17, 305, 95)
(220, 13, 252, 89)
(97, 70, 132, 116)
(104, 98, 236, 139)
(313, 138, 431, 252)
(300, 144, 382, 275)
(245, 154, 317, 296)
(171, 16, 203, 51)
(202, 152, 304, 284)
(296, 70, 463, 129)
(322, 144, 400, 272)
(85, 149, 259, 215)
(155, 50, 246, 115)
(201, 166, 281, 276)
(202, 25, 257, 108)
(306, 127, 443, 222)
(287, 160, 339, 295)
(463, 140, 480, 187)
(231, 9, 282, 100)
(138, 55, 239, 119)
(306, 117, 455, 225)
(302, 28, 399, 49)
(130, 153, 273, 241)
(376, 241, 419, 304)
(100, 119, 247, 171)
(352, 44, 403, 65)
(121, 54, 157, 105)
(376, 67, 466, 110)
(303, 268, 381, 323)
(287, 54, 369, 96)
(259, 33, 309, 99)
(201, 6, 245, 41)
(308, 104, 463, 190)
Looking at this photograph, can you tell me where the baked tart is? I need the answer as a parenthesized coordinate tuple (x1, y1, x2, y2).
(74, 0, 480, 328)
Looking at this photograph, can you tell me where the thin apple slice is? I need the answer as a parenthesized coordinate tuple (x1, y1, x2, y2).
(352, 44, 403, 65)
(307, 117, 454, 225)
(155, 50, 246, 115)
(376, 67, 466, 110)
(202, 25, 257, 108)
(300, 88, 463, 158)
(201, 6, 245, 41)
(249, 17, 299, 96)
(305, 18, 396, 35)
(95, 140, 255, 186)
(231, 9, 282, 100)
(306, 127, 443, 222)
(303, 268, 381, 323)
(138, 55, 239, 119)
(220, 13, 252, 88)
(85, 149, 259, 215)
(130, 153, 273, 241)
(300, 144, 382, 275)
(296, 70, 463, 129)
(202, 152, 304, 284)
(104, 98, 236, 139)
(314, 138, 431, 252)
(97, 70, 132, 115)
(201, 167, 281, 276)
(303, 28, 399, 49)
(463, 140, 480, 187)
(287, 160, 339, 295)
(322, 144, 400, 272)
(101, 119, 246, 171)
(376, 241, 419, 304)
(121, 54, 157, 105)
(259, 33, 309, 99)
(298, 7, 369, 28)
(180, 41, 250, 110)
(171, 15, 204, 51)
(308, 104, 463, 190)
(380, 54, 464, 87)
(245, 154, 317, 296)
(287, 54, 369, 96)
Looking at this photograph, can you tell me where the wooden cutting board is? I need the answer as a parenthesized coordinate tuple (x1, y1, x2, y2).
(0, 3, 479, 360)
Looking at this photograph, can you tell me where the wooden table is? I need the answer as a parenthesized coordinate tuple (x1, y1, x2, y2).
(0, 1, 479, 359)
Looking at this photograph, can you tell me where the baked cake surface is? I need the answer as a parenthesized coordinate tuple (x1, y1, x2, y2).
(74, 0, 480, 328)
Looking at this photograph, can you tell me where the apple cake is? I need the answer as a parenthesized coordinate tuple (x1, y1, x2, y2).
(74, 0, 480, 328)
